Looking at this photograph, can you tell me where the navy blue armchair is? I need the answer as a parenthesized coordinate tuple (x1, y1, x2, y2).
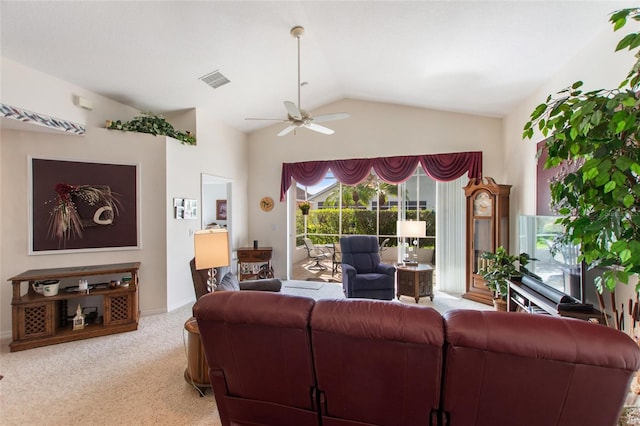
(340, 235, 396, 300)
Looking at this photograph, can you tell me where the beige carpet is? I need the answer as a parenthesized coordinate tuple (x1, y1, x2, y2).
(0, 303, 218, 426)
(1, 281, 636, 425)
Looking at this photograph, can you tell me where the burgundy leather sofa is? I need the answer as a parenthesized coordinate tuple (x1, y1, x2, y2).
(193, 291, 640, 426)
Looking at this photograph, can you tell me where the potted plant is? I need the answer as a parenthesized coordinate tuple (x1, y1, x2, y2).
(523, 7, 640, 293)
(299, 202, 311, 215)
(479, 246, 534, 311)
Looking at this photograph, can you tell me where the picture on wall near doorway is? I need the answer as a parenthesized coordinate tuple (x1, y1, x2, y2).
(30, 157, 139, 253)
(216, 199, 227, 220)
(174, 198, 198, 220)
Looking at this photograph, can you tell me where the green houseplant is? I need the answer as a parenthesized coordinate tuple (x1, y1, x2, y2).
(299, 202, 311, 215)
(106, 113, 196, 145)
(523, 8, 640, 292)
(479, 246, 534, 310)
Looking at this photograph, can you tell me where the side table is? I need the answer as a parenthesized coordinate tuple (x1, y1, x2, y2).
(397, 264, 434, 303)
(184, 317, 210, 396)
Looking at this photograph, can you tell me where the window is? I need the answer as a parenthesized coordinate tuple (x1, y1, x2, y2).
(295, 167, 436, 253)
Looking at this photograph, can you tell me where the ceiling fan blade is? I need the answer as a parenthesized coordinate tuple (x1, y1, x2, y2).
(311, 112, 350, 123)
(284, 101, 302, 119)
(278, 125, 296, 136)
(305, 123, 334, 135)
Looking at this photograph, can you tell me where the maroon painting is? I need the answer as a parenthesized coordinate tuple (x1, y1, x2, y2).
(536, 141, 554, 216)
(31, 158, 138, 252)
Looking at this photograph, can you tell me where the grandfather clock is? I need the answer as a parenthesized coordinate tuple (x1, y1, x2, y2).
(463, 177, 511, 305)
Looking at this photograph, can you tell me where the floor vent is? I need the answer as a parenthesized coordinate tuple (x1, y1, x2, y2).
(199, 70, 230, 89)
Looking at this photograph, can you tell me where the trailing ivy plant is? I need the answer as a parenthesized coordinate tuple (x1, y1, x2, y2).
(106, 113, 196, 145)
(523, 8, 640, 292)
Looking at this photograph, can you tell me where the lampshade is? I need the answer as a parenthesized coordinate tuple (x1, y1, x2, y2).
(194, 228, 230, 270)
(397, 220, 426, 238)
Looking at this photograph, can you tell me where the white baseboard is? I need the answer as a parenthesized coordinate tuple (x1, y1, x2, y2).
(140, 307, 168, 316)
(166, 298, 195, 313)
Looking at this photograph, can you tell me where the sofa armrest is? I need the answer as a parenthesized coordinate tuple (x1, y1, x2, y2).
(239, 278, 282, 292)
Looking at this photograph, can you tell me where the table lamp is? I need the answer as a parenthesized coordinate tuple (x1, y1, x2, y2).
(397, 220, 426, 265)
(194, 228, 230, 291)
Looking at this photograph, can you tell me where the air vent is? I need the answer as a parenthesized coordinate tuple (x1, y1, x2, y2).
(199, 70, 230, 89)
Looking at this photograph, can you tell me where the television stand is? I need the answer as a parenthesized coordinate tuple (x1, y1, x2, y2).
(508, 280, 605, 324)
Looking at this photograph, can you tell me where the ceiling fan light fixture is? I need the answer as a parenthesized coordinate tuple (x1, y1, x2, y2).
(245, 24, 349, 136)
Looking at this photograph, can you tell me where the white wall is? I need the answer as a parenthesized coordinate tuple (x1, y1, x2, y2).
(164, 108, 248, 311)
(1, 128, 168, 338)
(1, 57, 139, 129)
(0, 58, 249, 338)
(247, 99, 503, 277)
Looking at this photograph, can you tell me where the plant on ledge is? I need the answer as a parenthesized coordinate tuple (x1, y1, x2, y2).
(479, 246, 534, 309)
(523, 7, 640, 292)
(106, 113, 196, 145)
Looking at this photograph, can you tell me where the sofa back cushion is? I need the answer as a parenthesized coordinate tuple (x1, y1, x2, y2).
(311, 299, 445, 426)
(442, 309, 640, 426)
(194, 291, 319, 426)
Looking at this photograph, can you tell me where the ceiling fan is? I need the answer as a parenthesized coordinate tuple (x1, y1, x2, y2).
(246, 25, 349, 136)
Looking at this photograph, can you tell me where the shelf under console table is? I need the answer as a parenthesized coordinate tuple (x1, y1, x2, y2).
(8, 262, 141, 352)
(508, 280, 605, 324)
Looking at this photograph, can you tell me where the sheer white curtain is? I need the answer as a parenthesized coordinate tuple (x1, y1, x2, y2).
(435, 176, 468, 293)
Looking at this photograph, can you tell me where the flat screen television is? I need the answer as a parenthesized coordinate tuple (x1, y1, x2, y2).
(519, 215, 600, 304)
(519, 215, 577, 296)
(519, 215, 611, 311)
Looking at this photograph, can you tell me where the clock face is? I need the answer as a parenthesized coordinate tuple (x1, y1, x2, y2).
(260, 197, 274, 212)
(473, 192, 492, 216)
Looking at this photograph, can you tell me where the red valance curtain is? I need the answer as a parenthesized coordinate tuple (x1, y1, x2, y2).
(280, 151, 482, 201)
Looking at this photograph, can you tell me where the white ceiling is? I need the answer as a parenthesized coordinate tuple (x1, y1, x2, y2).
(1, 1, 636, 134)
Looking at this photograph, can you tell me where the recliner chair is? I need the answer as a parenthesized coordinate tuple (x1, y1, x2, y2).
(340, 235, 396, 300)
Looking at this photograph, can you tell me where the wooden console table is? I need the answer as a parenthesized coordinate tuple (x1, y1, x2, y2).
(237, 247, 273, 281)
(397, 264, 434, 303)
(8, 262, 140, 352)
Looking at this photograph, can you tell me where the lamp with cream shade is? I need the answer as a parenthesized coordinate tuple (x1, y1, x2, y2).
(397, 220, 426, 265)
(194, 228, 230, 292)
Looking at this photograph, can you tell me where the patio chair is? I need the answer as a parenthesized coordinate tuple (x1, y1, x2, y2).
(332, 242, 342, 276)
(303, 238, 331, 270)
(379, 237, 390, 253)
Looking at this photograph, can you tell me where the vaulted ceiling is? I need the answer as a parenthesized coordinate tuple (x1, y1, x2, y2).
(1, 1, 635, 133)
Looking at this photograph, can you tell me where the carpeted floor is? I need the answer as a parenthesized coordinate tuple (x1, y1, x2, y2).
(0, 302, 217, 425)
(1, 280, 637, 425)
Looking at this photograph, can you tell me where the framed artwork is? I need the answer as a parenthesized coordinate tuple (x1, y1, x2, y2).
(30, 157, 139, 254)
(216, 199, 227, 220)
(536, 141, 554, 216)
(536, 140, 579, 216)
(173, 198, 197, 220)
(174, 198, 185, 219)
